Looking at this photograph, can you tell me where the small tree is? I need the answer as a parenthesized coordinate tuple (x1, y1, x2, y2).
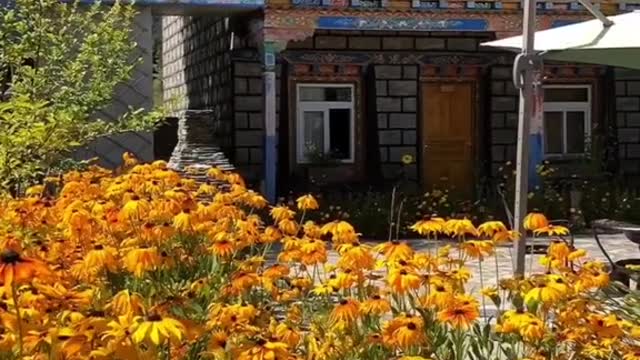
(0, 0, 162, 193)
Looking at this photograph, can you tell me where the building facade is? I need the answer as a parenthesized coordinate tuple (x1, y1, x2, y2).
(160, 0, 640, 201)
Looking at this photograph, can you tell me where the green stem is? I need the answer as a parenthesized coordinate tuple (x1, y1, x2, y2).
(11, 282, 23, 359)
(479, 258, 487, 321)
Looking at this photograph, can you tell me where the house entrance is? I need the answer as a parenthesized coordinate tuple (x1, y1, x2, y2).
(421, 82, 475, 197)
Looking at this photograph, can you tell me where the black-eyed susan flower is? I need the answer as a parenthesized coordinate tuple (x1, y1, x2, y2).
(360, 294, 391, 316)
(387, 267, 421, 294)
(123, 246, 162, 277)
(131, 313, 185, 345)
(533, 224, 570, 236)
(238, 338, 289, 360)
(373, 240, 414, 262)
(330, 298, 360, 325)
(0, 249, 50, 292)
(296, 194, 319, 211)
(523, 212, 548, 231)
(477, 220, 507, 237)
(437, 298, 479, 329)
(410, 217, 444, 236)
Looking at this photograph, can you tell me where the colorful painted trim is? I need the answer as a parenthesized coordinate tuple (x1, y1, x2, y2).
(317, 16, 488, 31)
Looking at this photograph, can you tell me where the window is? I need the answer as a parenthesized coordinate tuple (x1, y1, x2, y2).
(543, 85, 591, 156)
(296, 84, 355, 163)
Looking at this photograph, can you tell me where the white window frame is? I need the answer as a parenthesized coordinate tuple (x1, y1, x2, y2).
(296, 83, 356, 164)
(542, 84, 592, 157)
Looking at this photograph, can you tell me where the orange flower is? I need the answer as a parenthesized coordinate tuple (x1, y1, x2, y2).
(373, 240, 414, 262)
(0, 250, 50, 291)
(437, 298, 479, 329)
(330, 298, 360, 325)
(523, 212, 548, 231)
(123, 247, 162, 277)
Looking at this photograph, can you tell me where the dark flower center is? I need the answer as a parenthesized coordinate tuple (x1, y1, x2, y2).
(339, 299, 349, 305)
(372, 295, 381, 300)
(147, 314, 162, 322)
(407, 322, 417, 330)
(0, 250, 21, 264)
(256, 338, 267, 346)
(453, 309, 467, 315)
(93, 244, 104, 250)
(399, 270, 408, 275)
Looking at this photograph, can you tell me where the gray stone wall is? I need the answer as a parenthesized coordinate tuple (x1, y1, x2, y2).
(615, 69, 640, 176)
(375, 65, 418, 181)
(74, 8, 154, 168)
(489, 65, 519, 175)
(232, 60, 282, 182)
(161, 15, 234, 152)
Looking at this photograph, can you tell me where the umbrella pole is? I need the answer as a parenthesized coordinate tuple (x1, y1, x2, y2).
(512, 0, 539, 277)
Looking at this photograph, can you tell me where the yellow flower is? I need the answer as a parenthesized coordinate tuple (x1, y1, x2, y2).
(270, 206, 295, 222)
(401, 154, 414, 165)
(296, 194, 319, 211)
(410, 218, 444, 236)
(131, 314, 185, 345)
(123, 247, 162, 277)
(477, 221, 507, 237)
(238, 339, 289, 360)
(533, 224, 570, 236)
(330, 298, 360, 325)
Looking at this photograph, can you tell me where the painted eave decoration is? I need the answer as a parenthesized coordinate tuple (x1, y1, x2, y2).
(317, 16, 488, 31)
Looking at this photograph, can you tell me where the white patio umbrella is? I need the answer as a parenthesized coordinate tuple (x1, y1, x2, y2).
(481, 3, 639, 276)
(483, 10, 640, 70)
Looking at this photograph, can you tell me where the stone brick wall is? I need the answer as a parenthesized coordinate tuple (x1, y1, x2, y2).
(161, 15, 234, 151)
(284, 31, 491, 185)
(375, 65, 418, 181)
(615, 69, 640, 176)
(489, 65, 519, 175)
(232, 60, 282, 182)
(74, 8, 154, 168)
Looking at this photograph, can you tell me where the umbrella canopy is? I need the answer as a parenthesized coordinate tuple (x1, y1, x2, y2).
(482, 11, 640, 70)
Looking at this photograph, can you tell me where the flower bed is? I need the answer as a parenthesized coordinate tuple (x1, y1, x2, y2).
(0, 157, 638, 360)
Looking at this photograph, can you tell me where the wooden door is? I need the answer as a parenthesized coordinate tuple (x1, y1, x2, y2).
(421, 82, 474, 196)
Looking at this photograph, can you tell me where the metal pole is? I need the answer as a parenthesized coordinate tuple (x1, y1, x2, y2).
(512, 0, 538, 277)
(577, 0, 614, 27)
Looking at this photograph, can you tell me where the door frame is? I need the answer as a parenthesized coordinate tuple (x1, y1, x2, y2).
(418, 68, 483, 196)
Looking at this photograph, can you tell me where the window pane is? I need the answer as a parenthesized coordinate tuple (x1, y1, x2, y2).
(544, 111, 564, 154)
(303, 111, 324, 158)
(329, 109, 351, 159)
(299, 87, 325, 101)
(544, 87, 589, 102)
(325, 87, 352, 101)
(299, 86, 352, 101)
(566, 111, 586, 154)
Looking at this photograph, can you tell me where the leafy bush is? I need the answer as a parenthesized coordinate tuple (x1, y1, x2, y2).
(0, 0, 163, 194)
